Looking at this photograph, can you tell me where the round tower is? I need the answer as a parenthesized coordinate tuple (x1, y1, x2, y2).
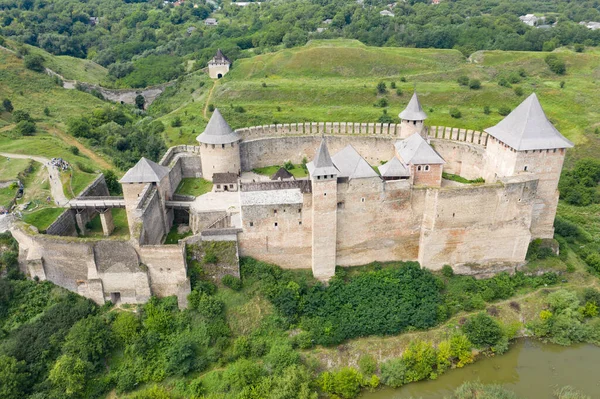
(196, 109, 241, 181)
(399, 91, 427, 139)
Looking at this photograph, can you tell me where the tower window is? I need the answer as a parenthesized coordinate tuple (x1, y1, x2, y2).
(274, 209, 277, 214)
(212, 144, 215, 149)
(222, 144, 225, 148)
(299, 221, 302, 225)
(524, 166, 528, 171)
(337, 202, 344, 209)
(425, 165, 430, 171)
(249, 222, 254, 227)
(298, 209, 301, 213)
(274, 222, 278, 227)
(324, 193, 327, 196)
(413, 121, 417, 125)
(361, 197, 365, 203)
(417, 165, 422, 171)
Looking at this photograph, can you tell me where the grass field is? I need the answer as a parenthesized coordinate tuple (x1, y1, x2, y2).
(22, 207, 65, 232)
(0, 158, 30, 181)
(252, 164, 308, 178)
(86, 208, 129, 238)
(150, 39, 600, 165)
(175, 178, 213, 196)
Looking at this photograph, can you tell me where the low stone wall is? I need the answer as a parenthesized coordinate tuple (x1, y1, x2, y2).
(160, 145, 201, 167)
(46, 209, 77, 236)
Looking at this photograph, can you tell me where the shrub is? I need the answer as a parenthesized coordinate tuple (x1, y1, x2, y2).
(483, 105, 491, 114)
(449, 108, 462, 118)
(284, 160, 294, 170)
(12, 110, 32, 123)
(560, 81, 565, 89)
(380, 358, 408, 388)
(498, 106, 511, 116)
(358, 354, 377, 376)
(207, 104, 215, 112)
(498, 77, 511, 88)
(390, 82, 396, 89)
(376, 81, 387, 94)
(457, 75, 469, 86)
(395, 88, 403, 96)
(441, 265, 454, 278)
(374, 98, 388, 108)
(23, 54, 45, 72)
(545, 54, 566, 75)
(15, 120, 36, 136)
(508, 73, 521, 84)
(461, 313, 503, 348)
(2, 99, 13, 113)
(222, 275, 242, 291)
(70, 146, 80, 156)
(171, 117, 182, 127)
(234, 106, 245, 113)
(378, 109, 394, 123)
(261, 82, 267, 87)
(574, 43, 585, 53)
(514, 86, 524, 96)
(320, 367, 362, 399)
(468, 79, 481, 90)
(400, 77, 406, 82)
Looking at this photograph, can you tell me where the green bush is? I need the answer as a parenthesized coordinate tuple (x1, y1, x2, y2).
(441, 265, 454, 278)
(514, 86, 524, 96)
(15, 120, 36, 136)
(468, 79, 481, 90)
(319, 367, 362, 399)
(358, 354, 377, 376)
(498, 106, 512, 116)
(483, 105, 491, 114)
(457, 75, 469, 86)
(221, 275, 242, 291)
(376, 81, 387, 94)
(380, 358, 408, 388)
(462, 313, 503, 348)
(23, 54, 45, 72)
(545, 54, 566, 75)
(374, 98, 388, 108)
(558, 158, 600, 206)
(449, 108, 462, 118)
(208, 104, 215, 112)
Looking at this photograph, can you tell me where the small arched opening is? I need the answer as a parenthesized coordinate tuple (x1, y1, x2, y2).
(217, 73, 223, 79)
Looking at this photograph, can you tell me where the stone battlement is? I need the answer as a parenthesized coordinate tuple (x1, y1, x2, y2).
(234, 122, 488, 146)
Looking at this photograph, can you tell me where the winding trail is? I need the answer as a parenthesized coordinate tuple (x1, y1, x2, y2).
(0, 153, 68, 206)
(46, 126, 112, 170)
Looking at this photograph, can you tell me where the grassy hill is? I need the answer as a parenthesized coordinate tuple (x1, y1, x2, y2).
(153, 39, 600, 164)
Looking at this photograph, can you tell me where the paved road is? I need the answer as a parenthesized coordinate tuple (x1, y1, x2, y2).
(0, 153, 69, 206)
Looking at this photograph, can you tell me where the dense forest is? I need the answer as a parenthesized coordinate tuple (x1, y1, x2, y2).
(2, 0, 600, 87)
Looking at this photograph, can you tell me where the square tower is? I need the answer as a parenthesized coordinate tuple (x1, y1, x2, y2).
(483, 93, 573, 238)
(307, 138, 339, 281)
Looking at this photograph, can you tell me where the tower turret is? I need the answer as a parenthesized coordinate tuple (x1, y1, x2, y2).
(307, 138, 339, 280)
(483, 93, 574, 238)
(196, 109, 241, 181)
(208, 49, 231, 79)
(399, 91, 428, 138)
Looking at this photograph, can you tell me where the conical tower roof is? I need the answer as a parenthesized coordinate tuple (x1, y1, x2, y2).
(484, 93, 573, 151)
(120, 157, 170, 183)
(307, 138, 339, 178)
(399, 91, 427, 121)
(196, 109, 241, 145)
(211, 49, 231, 64)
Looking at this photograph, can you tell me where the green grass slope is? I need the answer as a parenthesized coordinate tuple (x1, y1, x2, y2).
(157, 39, 598, 161)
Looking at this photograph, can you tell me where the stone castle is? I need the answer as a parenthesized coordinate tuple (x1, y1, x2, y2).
(11, 92, 573, 306)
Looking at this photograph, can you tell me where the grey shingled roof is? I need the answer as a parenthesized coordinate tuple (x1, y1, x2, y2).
(399, 91, 428, 121)
(120, 157, 170, 183)
(213, 172, 238, 184)
(211, 49, 231, 64)
(379, 156, 410, 177)
(395, 133, 445, 165)
(484, 93, 574, 151)
(241, 189, 303, 206)
(196, 109, 241, 145)
(331, 145, 379, 179)
(271, 167, 295, 181)
(307, 138, 339, 177)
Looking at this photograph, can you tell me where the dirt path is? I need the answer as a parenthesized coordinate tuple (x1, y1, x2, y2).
(46, 125, 112, 170)
(203, 80, 218, 118)
(0, 152, 68, 206)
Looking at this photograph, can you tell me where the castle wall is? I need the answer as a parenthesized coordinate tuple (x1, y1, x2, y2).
(238, 197, 312, 269)
(418, 178, 537, 269)
(190, 210, 228, 234)
(240, 136, 396, 172)
(312, 178, 338, 279)
(430, 139, 486, 180)
(209, 63, 230, 79)
(46, 209, 78, 236)
(335, 178, 423, 266)
(412, 164, 443, 187)
(139, 245, 190, 308)
(138, 187, 168, 245)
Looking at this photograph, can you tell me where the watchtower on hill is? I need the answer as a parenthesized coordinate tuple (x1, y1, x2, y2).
(196, 109, 242, 181)
(208, 49, 231, 79)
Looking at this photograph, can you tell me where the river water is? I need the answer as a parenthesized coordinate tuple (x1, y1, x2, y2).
(361, 339, 600, 398)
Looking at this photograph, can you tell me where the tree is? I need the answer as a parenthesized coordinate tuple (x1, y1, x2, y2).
(62, 316, 114, 364)
(545, 54, 566, 75)
(16, 120, 36, 136)
(0, 355, 28, 399)
(462, 313, 503, 348)
(103, 170, 123, 195)
(135, 94, 145, 109)
(376, 81, 387, 94)
(457, 76, 469, 86)
(468, 79, 481, 90)
(43, 107, 50, 116)
(171, 117, 182, 127)
(49, 355, 90, 397)
(23, 54, 45, 72)
(574, 43, 585, 53)
(2, 99, 13, 113)
(12, 110, 32, 123)
(449, 108, 462, 118)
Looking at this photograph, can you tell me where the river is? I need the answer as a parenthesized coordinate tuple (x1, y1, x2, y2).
(360, 339, 600, 398)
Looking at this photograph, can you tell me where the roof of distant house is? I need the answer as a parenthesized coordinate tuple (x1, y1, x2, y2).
(380, 10, 394, 16)
(213, 173, 238, 184)
(331, 145, 379, 179)
(395, 133, 445, 165)
(399, 91, 428, 121)
(196, 109, 241, 145)
(307, 138, 339, 177)
(120, 157, 170, 183)
(271, 167, 295, 181)
(379, 156, 410, 177)
(484, 93, 574, 151)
